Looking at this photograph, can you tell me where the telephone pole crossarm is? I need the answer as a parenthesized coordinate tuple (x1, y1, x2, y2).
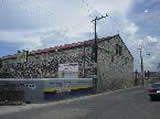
(91, 13, 108, 63)
(91, 14, 108, 23)
(91, 13, 108, 91)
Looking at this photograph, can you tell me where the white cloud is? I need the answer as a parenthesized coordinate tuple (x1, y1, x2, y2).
(144, 9, 148, 13)
(124, 23, 139, 35)
(0, 26, 91, 51)
(1, 0, 160, 71)
(0, 30, 43, 50)
(0, 0, 135, 48)
(92, 0, 133, 15)
(0, 0, 138, 66)
(140, 35, 160, 71)
(146, 36, 158, 43)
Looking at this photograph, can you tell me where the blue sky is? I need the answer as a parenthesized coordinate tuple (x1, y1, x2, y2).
(0, 0, 160, 71)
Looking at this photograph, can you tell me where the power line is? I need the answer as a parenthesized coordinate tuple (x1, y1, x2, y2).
(91, 13, 108, 91)
(91, 13, 108, 62)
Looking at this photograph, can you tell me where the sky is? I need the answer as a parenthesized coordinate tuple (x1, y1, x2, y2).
(0, 0, 160, 71)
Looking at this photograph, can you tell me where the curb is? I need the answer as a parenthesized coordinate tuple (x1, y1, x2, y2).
(0, 85, 149, 116)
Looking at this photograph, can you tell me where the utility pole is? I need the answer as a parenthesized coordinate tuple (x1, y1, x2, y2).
(139, 48, 144, 85)
(91, 13, 108, 90)
(83, 43, 86, 78)
(91, 14, 108, 63)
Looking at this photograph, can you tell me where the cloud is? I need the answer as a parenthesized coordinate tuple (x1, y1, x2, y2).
(125, 23, 139, 35)
(0, 0, 159, 71)
(129, 0, 160, 36)
(140, 35, 160, 71)
(0, 0, 137, 65)
(145, 36, 158, 46)
(0, 26, 92, 51)
(91, 0, 133, 15)
(144, 9, 148, 13)
(0, 30, 43, 50)
(0, 0, 134, 48)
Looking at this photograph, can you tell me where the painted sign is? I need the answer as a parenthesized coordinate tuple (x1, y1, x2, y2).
(24, 83, 36, 90)
(44, 78, 93, 93)
(58, 63, 79, 72)
(16, 51, 28, 63)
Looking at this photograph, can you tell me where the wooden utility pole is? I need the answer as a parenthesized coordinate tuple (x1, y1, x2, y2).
(139, 48, 144, 85)
(91, 14, 108, 63)
(83, 44, 86, 78)
(91, 13, 108, 90)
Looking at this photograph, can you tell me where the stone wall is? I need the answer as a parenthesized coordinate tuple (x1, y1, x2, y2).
(97, 36, 134, 91)
(0, 35, 134, 91)
(0, 45, 95, 78)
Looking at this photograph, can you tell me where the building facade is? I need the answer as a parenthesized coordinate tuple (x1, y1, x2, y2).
(0, 34, 134, 91)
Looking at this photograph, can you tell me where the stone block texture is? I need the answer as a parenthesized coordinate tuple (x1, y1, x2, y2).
(0, 34, 134, 91)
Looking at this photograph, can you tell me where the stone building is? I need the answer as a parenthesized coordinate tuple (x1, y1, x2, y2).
(0, 34, 134, 91)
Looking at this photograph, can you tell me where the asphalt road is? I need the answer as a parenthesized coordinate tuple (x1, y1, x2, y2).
(0, 86, 160, 119)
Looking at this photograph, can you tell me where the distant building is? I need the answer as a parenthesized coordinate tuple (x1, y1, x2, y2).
(0, 34, 134, 91)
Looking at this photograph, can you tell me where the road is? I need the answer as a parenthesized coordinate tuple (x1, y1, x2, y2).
(0, 86, 160, 119)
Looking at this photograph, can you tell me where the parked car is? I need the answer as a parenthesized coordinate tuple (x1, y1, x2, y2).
(148, 83, 160, 101)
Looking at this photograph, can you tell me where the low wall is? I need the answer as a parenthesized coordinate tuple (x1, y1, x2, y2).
(0, 78, 93, 103)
